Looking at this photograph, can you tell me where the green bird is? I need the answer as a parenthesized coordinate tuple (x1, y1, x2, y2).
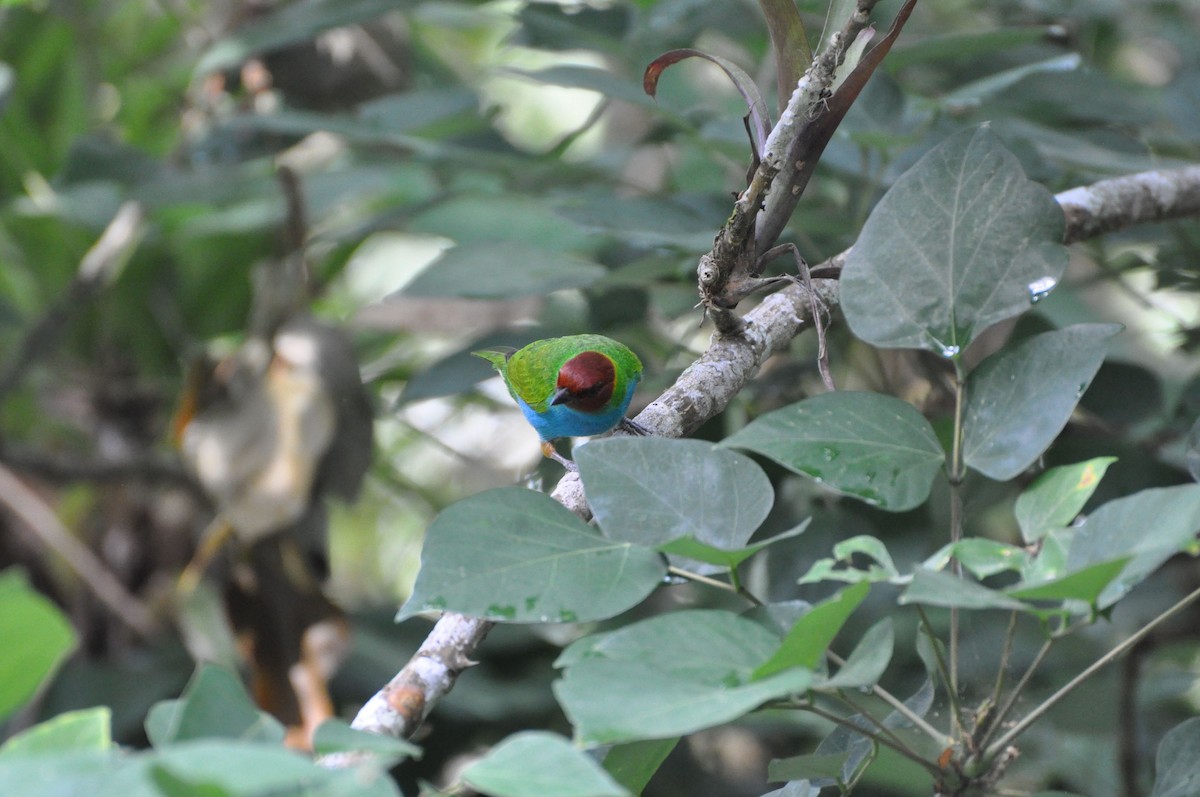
(474, 334, 648, 468)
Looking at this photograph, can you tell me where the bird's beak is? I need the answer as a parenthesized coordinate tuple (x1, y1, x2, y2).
(550, 387, 572, 406)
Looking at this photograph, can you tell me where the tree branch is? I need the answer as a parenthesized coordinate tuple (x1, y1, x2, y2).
(0, 462, 159, 637)
(339, 164, 1200, 747)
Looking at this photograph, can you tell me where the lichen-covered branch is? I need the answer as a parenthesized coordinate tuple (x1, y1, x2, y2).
(340, 164, 1200, 749)
(1057, 165, 1200, 244)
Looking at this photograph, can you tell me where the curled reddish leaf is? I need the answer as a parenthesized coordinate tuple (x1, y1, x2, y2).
(643, 48, 771, 158)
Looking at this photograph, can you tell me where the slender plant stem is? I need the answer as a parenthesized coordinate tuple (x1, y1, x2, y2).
(667, 565, 735, 592)
(916, 606, 965, 735)
(802, 702, 941, 777)
(984, 582, 1200, 760)
(974, 611, 1019, 746)
(828, 650, 948, 745)
(975, 636, 1052, 758)
(666, 565, 764, 606)
(833, 690, 924, 758)
(948, 360, 967, 705)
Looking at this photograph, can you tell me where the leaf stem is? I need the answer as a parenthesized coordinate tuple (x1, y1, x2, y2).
(983, 581, 1200, 761)
(916, 606, 965, 737)
(802, 702, 942, 777)
(974, 611, 1019, 747)
(666, 564, 764, 606)
(974, 635, 1051, 759)
(828, 650, 948, 745)
(833, 690, 927, 760)
(948, 359, 967, 707)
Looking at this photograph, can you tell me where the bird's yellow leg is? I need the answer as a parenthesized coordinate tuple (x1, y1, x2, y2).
(541, 440, 578, 472)
(178, 517, 235, 594)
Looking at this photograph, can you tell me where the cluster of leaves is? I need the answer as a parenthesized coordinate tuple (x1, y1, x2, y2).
(3, 0, 1200, 796)
(396, 124, 1200, 795)
(0, 569, 412, 795)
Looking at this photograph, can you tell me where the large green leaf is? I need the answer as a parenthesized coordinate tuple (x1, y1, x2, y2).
(900, 568, 1028, 611)
(0, 569, 76, 722)
(0, 708, 111, 757)
(554, 611, 811, 744)
(576, 438, 774, 549)
(817, 618, 894, 691)
(840, 126, 1067, 355)
(144, 664, 284, 748)
(755, 583, 870, 678)
(398, 241, 606, 298)
(962, 324, 1120, 480)
(1066, 485, 1200, 609)
(1150, 717, 1200, 797)
(152, 740, 400, 797)
(602, 739, 679, 796)
(1007, 558, 1130, 606)
(398, 488, 665, 623)
(797, 535, 900, 585)
(462, 732, 630, 797)
(722, 391, 945, 511)
(1014, 458, 1117, 543)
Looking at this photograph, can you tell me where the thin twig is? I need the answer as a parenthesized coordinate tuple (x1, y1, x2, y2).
(828, 650, 948, 745)
(0, 202, 144, 402)
(802, 701, 941, 777)
(833, 689, 926, 760)
(916, 606, 965, 736)
(974, 637, 1052, 757)
(984, 583, 1200, 760)
(0, 462, 158, 637)
(973, 611, 1020, 747)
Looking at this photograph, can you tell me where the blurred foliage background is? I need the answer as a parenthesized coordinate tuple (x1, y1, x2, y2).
(1, 0, 1199, 794)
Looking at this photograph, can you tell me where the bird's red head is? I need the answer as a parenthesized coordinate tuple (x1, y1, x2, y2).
(553, 351, 615, 413)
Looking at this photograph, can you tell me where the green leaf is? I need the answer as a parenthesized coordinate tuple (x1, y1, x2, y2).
(398, 241, 606, 299)
(755, 583, 870, 678)
(887, 28, 1065, 72)
(0, 708, 111, 756)
(0, 569, 77, 722)
(798, 535, 900, 585)
(602, 739, 678, 796)
(144, 664, 284, 747)
(312, 719, 420, 762)
(1014, 458, 1117, 543)
(841, 126, 1067, 355)
(768, 752, 849, 783)
(1008, 558, 1130, 606)
(463, 732, 630, 797)
(1024, 530, 1081, 592)
(900, 569, 1028, 611)
(0, 751, 154, 797)
(818, 618, 894, 691)
(1150, 717, 1200, 797)
(398, 488, 665, 623)
(1067, 485, 1200, 609)
(577, 438, 774, 550)
(656, 521, 809, 571)
(962, 324, 1120, 480)
(555, 611, 811, 744)
(923, 539, 1027, 579)
(941, 54, 1082, 111)
(723, 392, 944, 511)
(152, 740, 400, 797)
